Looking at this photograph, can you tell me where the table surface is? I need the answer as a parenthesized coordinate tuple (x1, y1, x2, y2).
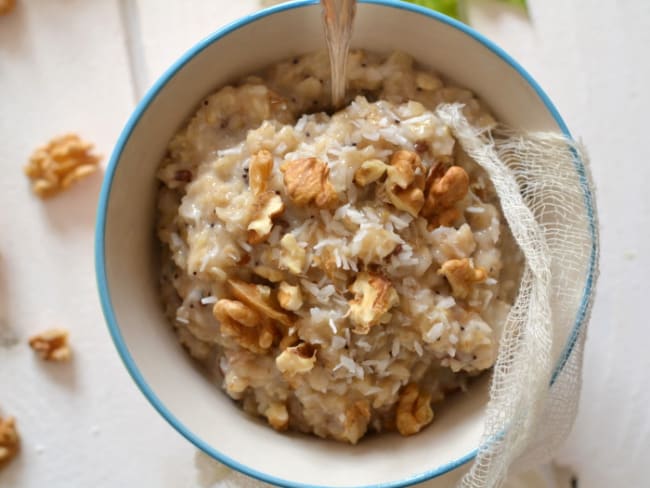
(1, 1, 648, 487)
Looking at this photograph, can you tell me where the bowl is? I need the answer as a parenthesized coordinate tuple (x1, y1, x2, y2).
(95, 1, 596, 486)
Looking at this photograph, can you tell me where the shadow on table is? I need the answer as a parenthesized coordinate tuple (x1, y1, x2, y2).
(0, 0, 32, 59)
(40, 167, 105, 235)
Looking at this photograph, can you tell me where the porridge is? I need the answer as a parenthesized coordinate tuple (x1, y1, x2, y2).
(157, 50, 521, 444)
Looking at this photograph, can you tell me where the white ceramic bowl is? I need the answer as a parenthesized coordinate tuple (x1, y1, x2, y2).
(96, 1, 596, 486)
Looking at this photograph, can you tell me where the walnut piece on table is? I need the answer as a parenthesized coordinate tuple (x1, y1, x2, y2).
(0, 0, 16, 16)
(28, 328, 72, 362)
(24, 134, 101, 198)
(0, 415, 19, 469)
(396, 383, 434, 436)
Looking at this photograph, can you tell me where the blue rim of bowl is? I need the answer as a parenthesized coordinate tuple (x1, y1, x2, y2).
(95, 0, 598, 486)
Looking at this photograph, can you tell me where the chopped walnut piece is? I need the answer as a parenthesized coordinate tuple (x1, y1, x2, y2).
(0, 0, 16, 16)
(264, 403, 289, 431)
(28, 328, 71, 361)
(438, 258, 487, 299)
(348, 272, 399, 334)
(279, 234, 306, 274)
(340, 400, 371, 444)
(228, 279, 293, 327)
(0, 416, 19, 468)
(354, 159, 388, 187)
(277, 282, 303, 311)
(396, 383, 434, 436)
(280, 157, 338, 208)
(249, 149, 273, 195)
(253, 265, 284, 283)
(275, 342, 316, 376)
(213, 299, 277, 354)
(422, 165, 469, 229)
(247, 191, 284, 244)
(24, 134, 101, 198)
(385, 150, 425, 217)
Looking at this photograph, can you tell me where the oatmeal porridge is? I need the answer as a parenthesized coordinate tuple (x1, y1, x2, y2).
(157, 50, 521, 444)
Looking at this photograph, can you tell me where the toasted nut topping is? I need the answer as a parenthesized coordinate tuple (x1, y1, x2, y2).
(280, 157, 338, 208)
(422, 165, 469, 228)
(228, 279, 293, 327)
(277, 282, 303, 311)
(279, 234, 306, 274)
(24, 134, 101, 198)
(247, 191, 284, 244)
(264, 403, 289, 431)
(385, 150, 425, 217)
(213, 299, 277, 354)
(396, 383, 434, 436)
(354, 159, 388, 186)
(253, 265, 285, 283)
(249, 149, 273, 195)
(275, 342, 316, 376)
(0, 416, 19, 468)
(0, 0, 16, 16)
(348, 272, 399, 334)
(340, 400, 371, 444)
(438, 258, 487, 299)
(28, 328, 72, 362)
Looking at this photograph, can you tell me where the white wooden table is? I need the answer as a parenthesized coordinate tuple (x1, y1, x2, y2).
(1, 1, 648, 487)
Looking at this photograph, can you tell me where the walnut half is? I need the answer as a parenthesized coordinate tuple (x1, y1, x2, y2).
(348, 272, 399, 334)
(213, 299, 277, 354)
(247, 191, 284, 244)
(0, 415, 19, 468)
(438, 258, 487, 299)
(385, 150, 426, 217)
(280, 157, 338, 208)
(28, 328, 72, 361)
(422, 165, 469, 228)
(275, 342, 316, 376)
(396, 383, 434, 436)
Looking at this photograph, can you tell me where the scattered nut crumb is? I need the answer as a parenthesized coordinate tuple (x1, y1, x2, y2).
(277, 281, 303, 311)
(279, 234, 306, 274)
(249, 149, 273, 195)
(354, 159, 387, 186)
(280, 157, 338, 208)
(264, 402, 289, 431)
(24, 134, 101, 198)
(348, 272, 399, 334)
(396, 383, 434, 436)
(28, 328, 71, 361)
(438, 258, 487, 299)
(0, 0, 16, 16)
(247, 191, 284, 244)
(0, 415, 19, 468)
(385, 150, 426, 217)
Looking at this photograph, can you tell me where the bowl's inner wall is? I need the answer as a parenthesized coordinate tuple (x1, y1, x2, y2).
(102, 3, 590, 486)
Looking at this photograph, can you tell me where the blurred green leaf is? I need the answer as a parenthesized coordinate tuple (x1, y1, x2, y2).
(403, 0, 461, 20)
(403, 0, 528, 21)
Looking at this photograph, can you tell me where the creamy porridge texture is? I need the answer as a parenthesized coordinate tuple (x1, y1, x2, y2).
(157, 50, 521, 444)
